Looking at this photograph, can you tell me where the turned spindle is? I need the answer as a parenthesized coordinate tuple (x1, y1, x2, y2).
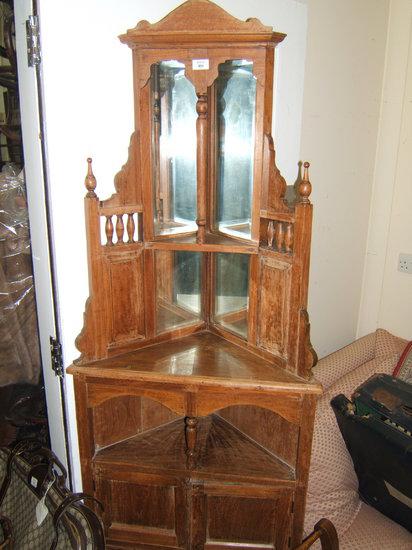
(153, 64, 163, 224)
(85, 158, 97, 198)
(275, 222, 284, 252)
(116, 215, 124, 244)
(127, 213, 135, 243)
(105, 216, 114, 246)
(196, 94, 208, 244)
(153, 64, 161, 125)
(298, 161, 312, 203)
(267, 221, 274, 248)
(285, 223, 294, 253)
(185, 416, 198, 469)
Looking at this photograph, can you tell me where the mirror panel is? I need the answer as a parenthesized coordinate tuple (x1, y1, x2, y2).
(214, 60, 256, 240)
(155, 250, 202, 333)
(151, 61, 197, 237)
(213, 253, 249, 339)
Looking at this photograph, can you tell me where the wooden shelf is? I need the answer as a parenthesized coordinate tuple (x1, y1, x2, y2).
(94, 415, 295, 487)
(70, 332, 322, 395)
(145, 232, 258, 254)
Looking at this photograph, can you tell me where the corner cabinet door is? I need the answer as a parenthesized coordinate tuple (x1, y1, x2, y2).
(95, 469, 187, 549)
(189, 482, 294, 550)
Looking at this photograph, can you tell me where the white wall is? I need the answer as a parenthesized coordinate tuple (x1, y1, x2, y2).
(358, 0, 412, 340)
(300, 0, 390, 358)
(37, 0, 308, 488)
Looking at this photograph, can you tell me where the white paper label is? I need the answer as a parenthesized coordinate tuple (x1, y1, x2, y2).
(192, 59, 209, 71)
(35, 480, 54, 526)
(30, 476, 38, 488)
(36, 497, 48, 526)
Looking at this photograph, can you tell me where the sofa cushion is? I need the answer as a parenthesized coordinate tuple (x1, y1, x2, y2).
(375, 328, 407, 358)
(312, 332, 376, 390)
(340, 502, 412, 550)
(305, 352, 401, 538)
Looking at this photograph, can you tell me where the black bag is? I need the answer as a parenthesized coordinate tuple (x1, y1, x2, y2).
(331, 374, 412, 532)
(0, 440, 105, 549)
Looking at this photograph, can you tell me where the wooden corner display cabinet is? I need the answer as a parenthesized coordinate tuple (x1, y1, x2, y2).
(68, 1, 322, 548)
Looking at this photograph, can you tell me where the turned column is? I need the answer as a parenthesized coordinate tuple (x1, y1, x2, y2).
(152, 63, 163, 224)
(196, 93, 207, 243)
(185, 416, 198, 469)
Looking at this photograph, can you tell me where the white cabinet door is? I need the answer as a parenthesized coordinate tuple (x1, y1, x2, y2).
(14, 0, 69, 474)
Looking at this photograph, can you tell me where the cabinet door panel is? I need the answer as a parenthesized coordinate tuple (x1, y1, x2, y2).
(190, 483, 293, 550)
(96, 474, 186, 549)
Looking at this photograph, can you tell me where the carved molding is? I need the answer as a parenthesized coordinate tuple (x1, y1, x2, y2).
(114, 132, 136, 195)
(87, 385, 186, 416)
(75, 297, 94, 363)
(101, 131, 141, 207)
(264, 134, 290, 214)
(300, 309, 318, 372)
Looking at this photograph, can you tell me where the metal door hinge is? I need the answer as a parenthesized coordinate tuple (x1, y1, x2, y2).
(50, 336, 64, 378)
(26, 15, 41, 67)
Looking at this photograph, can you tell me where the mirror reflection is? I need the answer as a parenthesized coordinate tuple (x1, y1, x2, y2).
(215, 60, 256, 240)
(156, 250, 202, 333)
(213, 252, 249, 339)
(151, 61, 197, 236)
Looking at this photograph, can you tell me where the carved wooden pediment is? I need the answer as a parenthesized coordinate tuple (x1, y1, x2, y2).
(119, 0, 286, 46)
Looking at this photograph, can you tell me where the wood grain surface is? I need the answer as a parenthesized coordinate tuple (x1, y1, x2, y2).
(70, 1, 320, 548)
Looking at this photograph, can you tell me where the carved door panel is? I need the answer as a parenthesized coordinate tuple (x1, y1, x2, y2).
(189, 481, 293, 550)
(95, 470, 187, 549)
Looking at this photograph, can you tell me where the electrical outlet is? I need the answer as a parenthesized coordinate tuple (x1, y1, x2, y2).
(398, 253, 412, 274)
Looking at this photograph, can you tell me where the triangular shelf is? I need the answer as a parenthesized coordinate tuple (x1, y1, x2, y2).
(94, 414, 295, 486)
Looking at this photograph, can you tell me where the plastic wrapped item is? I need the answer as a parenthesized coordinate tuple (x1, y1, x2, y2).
(0, 164, 41, 386)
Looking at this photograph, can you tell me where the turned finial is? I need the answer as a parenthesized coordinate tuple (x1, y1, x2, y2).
(85, 158, 97, 198)
(298, 161, 312, 203)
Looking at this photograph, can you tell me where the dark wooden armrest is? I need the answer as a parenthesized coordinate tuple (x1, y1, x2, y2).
(295, 519, 339, 550)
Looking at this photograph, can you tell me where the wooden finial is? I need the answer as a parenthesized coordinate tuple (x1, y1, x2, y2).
(298, 161, 312, 203)
(303, 161, 309, 180)
(85, 158, 97, 198)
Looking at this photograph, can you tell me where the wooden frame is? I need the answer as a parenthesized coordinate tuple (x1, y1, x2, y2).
(68, 1, 320, 548)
